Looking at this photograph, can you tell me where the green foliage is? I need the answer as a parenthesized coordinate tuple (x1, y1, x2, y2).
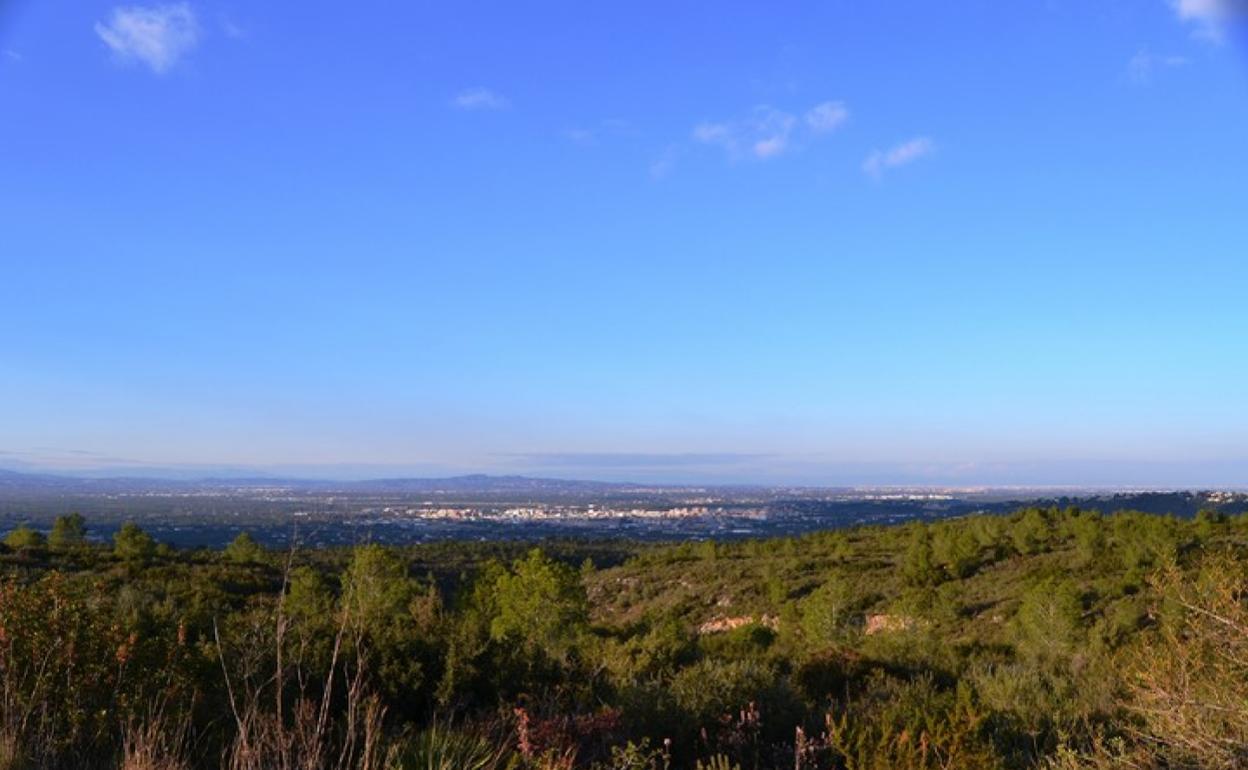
(112, 521, 156, 562)
(488, 548, 588, 661)
(1013, 578, 1084, 664)
(223, 531, 264, 564)
(798, 576, 856, 646)
(595, 739, 669, 770)
(1112, 512, 1179, 575)
(0, 505, 1241, 770)
(1011, 508, 1051, 556)
(343, 543, 416, 628)
(1070, 511, 1105, 566)
(1193, 507, 1226, 541)
(3, 525, 45, 551)
(932, 523, 979, 579)
(341, 544, 435, 704)
(902, 524, 941, 587)
(668, 657, 790, 729)
(48, 513, 87, 550)
(828, 673, 1002, 770)
(387, 725, 518, 770)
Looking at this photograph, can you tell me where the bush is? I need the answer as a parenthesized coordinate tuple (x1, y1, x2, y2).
(902, 525, 941, 587)
(388, 725, 517, 770)
(222, 531, 264, 564)
(48, 513, 87, 550)
(799, 577, 857, 646)
(1011, 509, 1050, 556)
(828, 673, 1002, 770)
(3, 525, 45, 551)
(489, 548, 588, 662)
(113, 522, 156, 562)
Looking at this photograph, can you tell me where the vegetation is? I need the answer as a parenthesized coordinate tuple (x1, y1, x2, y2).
(0, 505, 1246, 768)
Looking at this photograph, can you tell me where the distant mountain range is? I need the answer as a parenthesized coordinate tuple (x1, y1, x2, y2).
(0, 469, 651, 495)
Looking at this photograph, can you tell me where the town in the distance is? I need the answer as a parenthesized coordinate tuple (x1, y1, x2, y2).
(2, 468, 1244, 548)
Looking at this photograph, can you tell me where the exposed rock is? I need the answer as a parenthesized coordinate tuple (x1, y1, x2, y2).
(697, 614, 779, 634)
(864, 613, 913, 635)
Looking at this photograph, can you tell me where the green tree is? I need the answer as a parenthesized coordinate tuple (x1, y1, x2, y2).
(490, 548, 588, 661)
(48, 513, 87, 550)
(1013, 578, 1083, 664)
(1194, 508, 1226, 541)
(1071, 511, 1105, 566)
(342, 544, 417, 631)
(112, 522, 156, 562)
(286, 565, 334, 625)
(1115, 512, 1179, 573)
(341, 545, 432, 704)
(932, 525, 979, 579)
(902, 524, 941, 587)
(223, 531, 264, 564)
(1011, 508, 1050, 556)
(4, 524, 46, 551)
(800, 576, 856, 646)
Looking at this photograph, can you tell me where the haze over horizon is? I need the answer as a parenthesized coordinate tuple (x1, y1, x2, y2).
(4, 1, 1248, 487)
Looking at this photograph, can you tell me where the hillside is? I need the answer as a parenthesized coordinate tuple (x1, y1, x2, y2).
(0, 505, 1245, 769)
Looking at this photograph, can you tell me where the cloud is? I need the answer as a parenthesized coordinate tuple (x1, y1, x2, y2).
(1127, 49, 1188, 83)
(863, 137, 935, 179)
(693, 101, 848, 162)
(805, 101, 850, 133)
(649, 146, 678, 180)
(1170, 0, 1247, 42)
(695, 102, 847, 161)
(563, 128, 596, 145)
(3, 49, 20, 62)
(95, 3, 198, 74)
(698, 106, 793, 159)
(453, 87, 509, 110)
(562, 119, 633, 147)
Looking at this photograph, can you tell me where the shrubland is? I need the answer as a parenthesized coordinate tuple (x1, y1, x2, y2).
(0, 505, 1246, 769)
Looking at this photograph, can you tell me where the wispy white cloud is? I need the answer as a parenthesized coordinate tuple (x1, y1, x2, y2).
(3, 49, 21, 62)
(1127, 49, 1188, 83)
(561, 119, 633, 147)
(649, 146, 678, 180)
(95, 3, 198, 74)
(1170, 0, 1246, 42)
(863, 137, 935, 179)
(696, 107, 795, 159)
(453, 87, 509, 111)
(805, 101, 849, 133)
(563, 127, 595, 145)
(694, 101, 845, 162)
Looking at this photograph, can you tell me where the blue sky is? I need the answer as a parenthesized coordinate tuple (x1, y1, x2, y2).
(2, 1, 1247, 485)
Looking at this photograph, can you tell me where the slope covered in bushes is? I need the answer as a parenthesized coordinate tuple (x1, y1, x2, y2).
(0, 505, 1244, 769)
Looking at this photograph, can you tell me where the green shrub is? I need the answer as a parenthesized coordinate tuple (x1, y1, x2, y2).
(387, 725, 518, 770)
(3, 525, 45, 551)
(222, 531, 264, 564)
(48, 513, 86, 550)
(113, 522, 156, 562)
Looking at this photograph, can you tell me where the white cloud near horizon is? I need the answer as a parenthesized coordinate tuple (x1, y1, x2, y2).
(693, 100, 847, 162)
(95, 3, 198, 74)
(863, 137, 935, 179)
(453, 87, 509, 110)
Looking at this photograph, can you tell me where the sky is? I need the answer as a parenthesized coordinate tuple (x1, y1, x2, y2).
(2, 1, 1248, 486)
